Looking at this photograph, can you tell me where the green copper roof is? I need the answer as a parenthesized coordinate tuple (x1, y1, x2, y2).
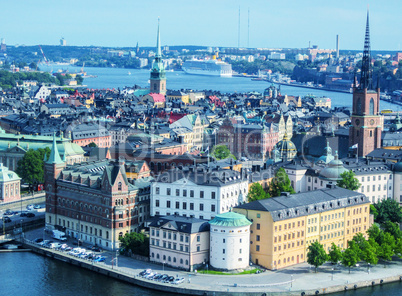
(46, 133, 63, 164)
(209, 212, 252, 227)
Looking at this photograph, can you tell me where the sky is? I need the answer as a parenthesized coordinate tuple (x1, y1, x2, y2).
(1, 0, 401, 51)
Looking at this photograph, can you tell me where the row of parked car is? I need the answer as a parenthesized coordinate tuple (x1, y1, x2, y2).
(139, 269, 185, 285)
(33, 238, 106, 262)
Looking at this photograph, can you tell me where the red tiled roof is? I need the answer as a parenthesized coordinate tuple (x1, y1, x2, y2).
(149, 93, 166, 102)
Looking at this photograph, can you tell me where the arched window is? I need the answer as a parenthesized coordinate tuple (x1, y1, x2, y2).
(356, 98, 362, 115)
(185, 259, 189, 265)
(369, 98, 374, 115)
(180, 259, 183, 264)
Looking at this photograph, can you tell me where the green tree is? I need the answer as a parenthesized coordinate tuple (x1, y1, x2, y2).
(361, 239, 379, 266)
(119, 232, 149, 257)
(341, 247, 360, 274)
(268, 167, 295, 197)
(88, 142, 97, 148)
(16, 148, 51, 190)
(373, 199, 402, 224)
(211, 145, 235, 160)
(394, 238, 402, 258)
(347, 240, 362, 261)
(328, 242, 342, 265)
(76, 74, 84, 85)
(247, 182, 270, 202)
(378, 232, 396, 263)
(336, 171, 361, 191)
(367, 224, 382, 244)
(307, 241, 328, 273)
(370, 204, 378, 220)
(382, 221, 402, 240)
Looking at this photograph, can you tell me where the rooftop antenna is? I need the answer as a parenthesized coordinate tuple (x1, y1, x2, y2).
(238, 6, 241, 48)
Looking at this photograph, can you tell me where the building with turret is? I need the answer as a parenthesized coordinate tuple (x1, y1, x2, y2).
(44, 134, 140, 250)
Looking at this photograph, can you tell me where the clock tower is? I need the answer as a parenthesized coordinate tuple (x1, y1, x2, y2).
(149, 18, 166, 95)
(349, 11, 382, 157)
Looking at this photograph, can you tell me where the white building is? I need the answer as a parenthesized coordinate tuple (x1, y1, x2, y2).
(149, 215, 209, 271)
(151, 167, 249, 220)
(209, 212, 252, 270)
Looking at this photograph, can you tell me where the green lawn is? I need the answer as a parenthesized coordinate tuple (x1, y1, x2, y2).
(196, 268, 261, 275)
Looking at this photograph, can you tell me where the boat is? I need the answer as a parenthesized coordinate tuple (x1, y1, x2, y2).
(182, 59, 232, 77)
(128, 71, 131, 75)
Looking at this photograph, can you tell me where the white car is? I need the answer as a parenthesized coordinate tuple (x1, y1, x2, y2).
(49, 242, 62, 249)
(172, 277, 185, 285)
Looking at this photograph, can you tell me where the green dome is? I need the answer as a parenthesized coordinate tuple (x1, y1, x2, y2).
(209, 212, 252, 227)
(319, 152, 348, 181)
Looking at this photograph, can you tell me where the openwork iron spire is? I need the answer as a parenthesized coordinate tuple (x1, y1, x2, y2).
(360, 10, 372, 90)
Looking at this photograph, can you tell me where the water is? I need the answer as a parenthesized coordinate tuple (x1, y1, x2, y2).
(40, 64, 396, 110)
(1, 252, 401, 296)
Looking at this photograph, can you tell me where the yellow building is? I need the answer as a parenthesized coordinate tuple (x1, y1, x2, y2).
(234, 187, 370, 270)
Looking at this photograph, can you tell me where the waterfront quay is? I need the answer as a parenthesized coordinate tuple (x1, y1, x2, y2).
(20, 230, 402, 296)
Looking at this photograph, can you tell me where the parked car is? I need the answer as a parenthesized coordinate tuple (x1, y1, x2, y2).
(139, 269, 152, 277)
(59, 244, 69, 251)
(159, 274, 169, 282)
(166, 276, 175, 283)
(3, 216, 11, 223)
(93, 255, 106, 262)
(144, 272, 155, 279)
(20, 212, 28, 217)
(26, 213, 36, 218)
(50, 242, 62, 249)
(39, 240, 50, 246)
(172, 277, 185, 285)
(153, 274, 163, 281)
(33, 204, 41, 209)
(90, 246, 102, 252)
(34, 238, 43, 243)
(26, 205, 34, 211)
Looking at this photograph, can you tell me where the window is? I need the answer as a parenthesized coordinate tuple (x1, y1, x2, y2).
(256, 245, 260, 252)
(166, 201, 171, 208)
(156, 200, 159, 207)
(257, 213, 261, 218)
(176, 201, 180, 209)
(199, 204, 204, 211)
(223, 249, 225, 254)
(176, 189, 180, 196)
(190, 203, 194, 210)
(156, 187, 160, 194)
(197, 235, 200, 242)
(256, 223, 260, 230)
(183, 190, 187, 197)
(211, 204, 215, 212)
(200, 191, 204, 198)
(190, 190, 194, 197)
(167, 188, 171, 195)
(183, 202, 187, 210)
(256, 235, 260, 241)
(211, 192, 216, 199)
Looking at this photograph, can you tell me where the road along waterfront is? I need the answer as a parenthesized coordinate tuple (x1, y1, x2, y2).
(15, 234, 402, 296)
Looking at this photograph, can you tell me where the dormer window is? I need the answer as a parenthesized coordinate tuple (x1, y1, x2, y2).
(118, 182, 122, 191)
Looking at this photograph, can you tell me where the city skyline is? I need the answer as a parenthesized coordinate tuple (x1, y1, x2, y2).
(1, 0, 401, 50)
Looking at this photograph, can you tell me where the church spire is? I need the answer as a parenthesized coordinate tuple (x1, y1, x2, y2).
(46, 132, 63, 164)
(360, 9, 372, 90)
(156, 17, 161, 58)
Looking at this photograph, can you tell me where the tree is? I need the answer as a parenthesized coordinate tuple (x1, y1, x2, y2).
(367, 224, 382, 244)
(211, 145, 235, 160)
(267, 167, 295, 197)
(361, 239, 379, 266)
(76, 74, 84, 85)
(336, 171, 361, 191)
(16, 148, 51, 190)
(328, 243, 342, 265)
(247, 182, 270, 202)
(88, 142, 97, 148)
(382, 221, 402, 240)
(377, 232, 396, 263)
(370, 204, 378, 220)
(119, 232, 149, 257)
(373, 199, 402, 224)
(341, 247, 359, 274)
(307, 241, 328, 273)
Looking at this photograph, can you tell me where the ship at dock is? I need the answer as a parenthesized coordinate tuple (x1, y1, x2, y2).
(182, 56, 232, 77)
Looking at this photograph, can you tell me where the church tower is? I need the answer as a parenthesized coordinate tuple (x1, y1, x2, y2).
(349, 11, 382, 157)
(150, 19, 166, 95)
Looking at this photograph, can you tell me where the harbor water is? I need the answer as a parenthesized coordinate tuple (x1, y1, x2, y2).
(1, 252, 401, 296)
(40, 64, 396, 110)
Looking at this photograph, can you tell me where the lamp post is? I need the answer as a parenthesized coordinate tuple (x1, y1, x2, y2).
(332, 268, 334, 281)
(291, 275, 293, 288)
(368, 263, 370, 274)
(163, 261, 165, 273)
